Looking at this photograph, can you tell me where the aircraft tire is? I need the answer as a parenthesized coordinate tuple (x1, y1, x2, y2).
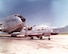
(48, 38, 50, 40)
(40, 36, 43, 39)
(31, 36, 33, 39)
(11, 34, 17, 37)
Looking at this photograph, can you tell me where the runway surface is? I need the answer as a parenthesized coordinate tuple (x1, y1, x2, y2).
(0, 35, 68, 54)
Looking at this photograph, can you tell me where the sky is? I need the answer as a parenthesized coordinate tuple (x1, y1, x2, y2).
(0, 0, 68, 28)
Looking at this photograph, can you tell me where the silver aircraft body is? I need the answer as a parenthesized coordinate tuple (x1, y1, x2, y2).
(0, 14, 26, 34)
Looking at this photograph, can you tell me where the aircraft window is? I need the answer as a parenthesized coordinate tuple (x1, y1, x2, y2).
(18, 15, 22, 18)
(18, 16, 26, 22)
(14, 14, 26, 22)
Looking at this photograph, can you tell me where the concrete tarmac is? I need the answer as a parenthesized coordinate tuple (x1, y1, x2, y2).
(0, 35, 68, 54)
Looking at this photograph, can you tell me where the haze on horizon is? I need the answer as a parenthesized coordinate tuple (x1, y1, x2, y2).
(0, 0, 68, 28)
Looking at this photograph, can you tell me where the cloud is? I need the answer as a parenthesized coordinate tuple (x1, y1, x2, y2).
(33, 24, 49, 30)
(33, 24, 56, 31)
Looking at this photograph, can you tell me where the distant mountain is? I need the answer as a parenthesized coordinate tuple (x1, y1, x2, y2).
(53, 25, 68, 33)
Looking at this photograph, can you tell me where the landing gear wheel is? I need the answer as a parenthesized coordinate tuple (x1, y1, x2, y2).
(48, 38, 50, 40)
(11, 34, 17, 37)
(31, 36, 33, 39)
(40, 36, 43, 39)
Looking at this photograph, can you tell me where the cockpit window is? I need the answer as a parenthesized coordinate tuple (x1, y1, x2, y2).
(15, 14, 26, 22)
